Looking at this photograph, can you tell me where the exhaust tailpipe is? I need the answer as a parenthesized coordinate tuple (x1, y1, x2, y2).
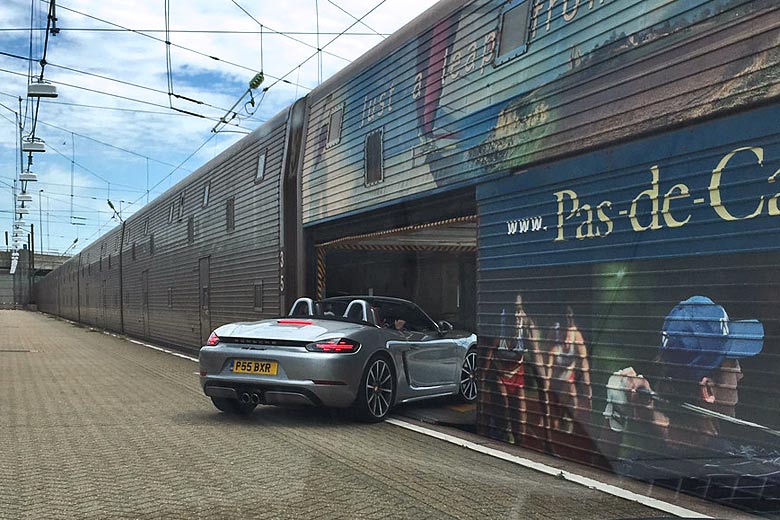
(239, 392, 251, 404)
(250, 393, 260, 404)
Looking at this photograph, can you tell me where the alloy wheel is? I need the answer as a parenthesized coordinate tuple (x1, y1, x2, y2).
(365, 358, 393, 418)
(460, 350, 478, 402)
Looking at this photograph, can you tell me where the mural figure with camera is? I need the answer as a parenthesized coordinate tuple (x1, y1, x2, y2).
(603, 296, 780, 514)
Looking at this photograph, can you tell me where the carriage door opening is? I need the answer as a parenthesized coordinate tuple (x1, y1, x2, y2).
(141, 270, 150, 337)
(199, 257, 211, 345)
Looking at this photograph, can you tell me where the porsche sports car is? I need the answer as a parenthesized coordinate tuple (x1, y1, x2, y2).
(198, 296, 478, 422)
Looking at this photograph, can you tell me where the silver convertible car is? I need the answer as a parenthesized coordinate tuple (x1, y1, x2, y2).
(198, 296, 478, 422)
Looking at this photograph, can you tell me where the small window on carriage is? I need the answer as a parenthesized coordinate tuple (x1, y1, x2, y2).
(168, 203, 175, 224)
(495, 0, 532, 66)
(177, 192, 185, 221)
(253, 281, 263, 311)
(202, 181, 210, 208)
(226, 197, 236, 232)
(187, 216, 195, 244)
(364, 128, 383, 186)
(326, 105, 344, 148)
(255, 151, 267, 182)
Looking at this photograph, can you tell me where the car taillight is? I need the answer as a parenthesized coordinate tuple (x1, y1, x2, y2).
(206, 331, 220, 346)
(305, 338, 360, 353)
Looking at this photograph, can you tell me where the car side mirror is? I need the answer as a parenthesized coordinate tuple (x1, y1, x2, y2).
(437, 320, 453, 334)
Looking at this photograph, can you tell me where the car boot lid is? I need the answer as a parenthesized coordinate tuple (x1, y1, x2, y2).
(215, 318, 364, 342)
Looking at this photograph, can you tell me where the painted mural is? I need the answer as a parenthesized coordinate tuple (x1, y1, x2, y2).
(302, 0, 780, 225)
(476, 104, 780, 516)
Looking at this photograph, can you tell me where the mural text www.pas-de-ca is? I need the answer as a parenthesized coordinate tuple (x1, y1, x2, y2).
(506, 147, 780, 239)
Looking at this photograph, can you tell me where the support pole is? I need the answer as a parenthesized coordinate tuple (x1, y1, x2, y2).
(316, 246, 326, 300)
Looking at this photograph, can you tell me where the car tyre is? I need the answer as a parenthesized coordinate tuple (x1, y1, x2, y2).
(458, 348, 478, 403)
(354, 355, 395, 423)
(211, 396, 257, 416)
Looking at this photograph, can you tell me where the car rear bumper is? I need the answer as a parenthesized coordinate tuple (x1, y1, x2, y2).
(201, 377, 357, 407)
(199, 344, 363, 408)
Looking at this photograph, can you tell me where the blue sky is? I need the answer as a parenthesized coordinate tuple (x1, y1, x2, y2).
(0, 0, 439, 255)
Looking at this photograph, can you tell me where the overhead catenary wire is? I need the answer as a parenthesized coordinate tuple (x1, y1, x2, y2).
(47, 141, 135, 190)
(127, 131, 218, 208)
(4, 2, 315, 128)
(0, 179, 143, 200)
(327, 0, 384, 37)
(23, 97, 217, 119)
(1, 27, 392, 35)
(214, 0, 389, 132)
(0, 177, 149, 205)
(53, 3, 315, 89)
(39, 193, 131, 217)
(8, 1, 391, 133)
(228, 0, 352, 63)
(5, 0, 411, 256)
(1, 92, 196, 181)
(46, 60, 233, 114)
(0, 104, 17, 126)
(0, 66, 253, 129)
(2, 48, 273, 130)
(263, 0, 388, 93)
(2, 48, 281, 129)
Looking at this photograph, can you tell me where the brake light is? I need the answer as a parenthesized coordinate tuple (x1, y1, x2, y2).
(278, 319, 314, 326)
(305, 338, 360, 353)
(206, 332, 220, 346)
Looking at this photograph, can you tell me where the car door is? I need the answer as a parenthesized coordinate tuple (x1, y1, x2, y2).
(391, 302, 460, 389)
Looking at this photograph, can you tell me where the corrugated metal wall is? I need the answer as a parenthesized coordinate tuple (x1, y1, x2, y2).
(33, 107, 293, 353)
(476, 103, 780, 515)
(76, 226, 123, 332)
(116, 108, 290, 352)
(60, 258, 79, 321)
(301, 0, 780, 225)
(33, 257, 62, 315)
(0, 270, 14, 309)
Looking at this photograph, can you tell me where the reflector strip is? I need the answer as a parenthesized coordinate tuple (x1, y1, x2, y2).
(316, 214, 477, 249)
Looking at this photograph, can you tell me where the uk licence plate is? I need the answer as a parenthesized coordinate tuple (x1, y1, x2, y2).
(232, 360, 278, 375)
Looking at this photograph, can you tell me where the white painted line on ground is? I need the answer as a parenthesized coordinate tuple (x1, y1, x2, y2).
(386, 418, 711, 519)
(97, 328, 199, 362)
(125, 338, 199, 362)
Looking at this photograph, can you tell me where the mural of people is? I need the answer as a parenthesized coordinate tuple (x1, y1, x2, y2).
(603, 296, 780, 514)
(485, 293, 546, 443)
(547, 306, 592, 434)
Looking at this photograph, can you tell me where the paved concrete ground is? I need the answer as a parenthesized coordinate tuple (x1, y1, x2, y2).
(0, 311, 734, 519)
